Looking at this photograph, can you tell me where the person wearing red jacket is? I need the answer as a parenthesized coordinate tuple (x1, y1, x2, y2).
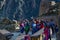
(40, 21, 44, 29)
(43, 26, 49, 40)
(24, 35, 30, 40)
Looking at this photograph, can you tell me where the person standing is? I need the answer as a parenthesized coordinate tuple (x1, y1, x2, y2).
(24, 35, 30, 40)
(43, 26, 49, 40)
(20, 21, 25, 33)
(24, 21, 30, 34)
(49, 19, 55, 34)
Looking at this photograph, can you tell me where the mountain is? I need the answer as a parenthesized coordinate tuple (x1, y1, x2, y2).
(0, 0, 41, 20)
(0, 0, 59, 20)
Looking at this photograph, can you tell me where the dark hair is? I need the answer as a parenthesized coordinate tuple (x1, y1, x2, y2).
(50, 19, 53, 21)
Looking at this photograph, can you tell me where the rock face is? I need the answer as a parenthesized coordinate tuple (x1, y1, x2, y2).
(39, 0, 49, 16)
(0, 33, 6, 40)
(0, 0, 41, 20)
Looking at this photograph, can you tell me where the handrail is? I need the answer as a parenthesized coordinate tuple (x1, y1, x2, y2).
(31, 28, 44, 37)
(31, 34, 43, 40)
(30, 28, 44, 40)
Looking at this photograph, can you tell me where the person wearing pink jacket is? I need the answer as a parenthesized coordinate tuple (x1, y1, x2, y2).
(44, 26, 49, 40)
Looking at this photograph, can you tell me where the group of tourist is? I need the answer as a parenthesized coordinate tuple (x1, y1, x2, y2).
(15, 18, 58, 40)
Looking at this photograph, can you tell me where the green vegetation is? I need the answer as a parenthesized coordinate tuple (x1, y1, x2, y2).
(0, 18, 16, 32)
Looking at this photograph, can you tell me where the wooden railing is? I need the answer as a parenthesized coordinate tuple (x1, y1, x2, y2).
(31, 34, 43, 40)
(30, 28, 44, 40)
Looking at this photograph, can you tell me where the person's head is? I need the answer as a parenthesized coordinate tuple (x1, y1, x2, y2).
(50, 19, 53, 22)
(34, 20, 36, 24)
(46, 20, 49, 23)
(40, 20, 44, 24)
(44, 25, 49, 29)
